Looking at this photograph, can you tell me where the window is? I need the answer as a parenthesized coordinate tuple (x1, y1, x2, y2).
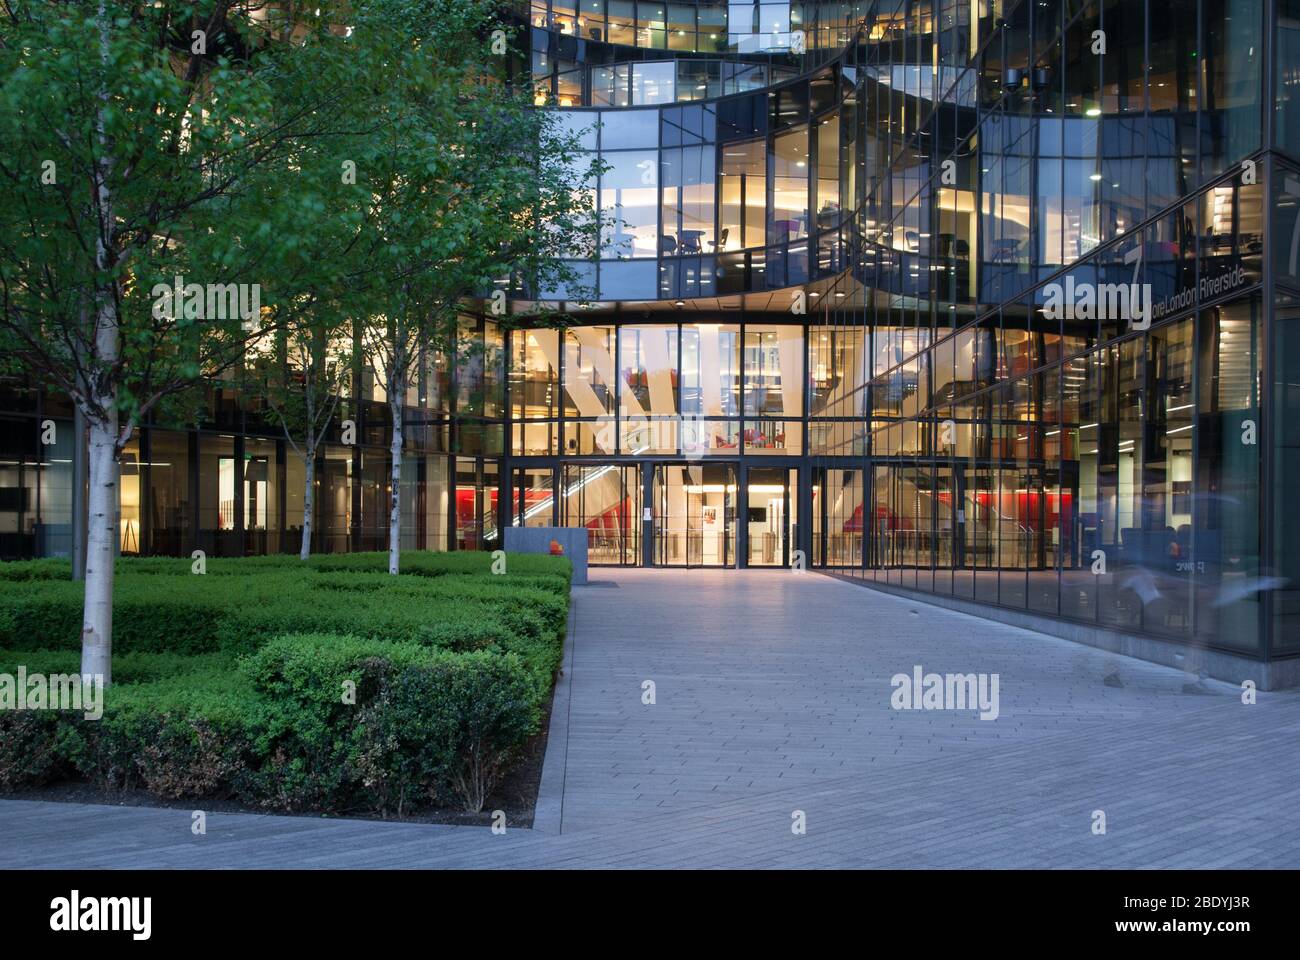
(631, 62, 675, 104)
(513, 330, 561, 420)
(661, 145, 715, 255)
(576, 0, 606, 42)
(667, 3, 696, 50)
(720, 139, 765, 249)
(744, 324, 803, 417)
(639, 2, 667, 48)
(771, 126, 809, 244)
(600, 150, 659, 257)
(814, 113, 840, 226)
(606, 0, 635, 45)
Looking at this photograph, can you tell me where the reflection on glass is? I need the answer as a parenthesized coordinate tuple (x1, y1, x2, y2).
(619, 325, 679, 417)
(455, 457, 479, 550)
(606, 0, 635, 45)
(771, 126, 809, 243)
(319, 444, 352, 555)
(809, 325, 865, 415)
(744, 324, 804, 417)
(564, 325, 617, 423)
(244, 438, 279, 554)
(147, 430, 188, 556)
(600, 150, 659, 257)
(681, 323, 741, 415)
(661, 145, 715, 255)
(720, 139, 765, 249)
(631, 61, 675, 104)
(821, 468, 863, 567)
(513, 329, 561, 421)
(815, 113, 840, 225)
(517, 467, 556, 527)
(198, 435, 236, 554)
(119, 439, 143, 555)
(424, 455, 450, 551)
(1195, 295, 1262, 652)
(562, 463, 641, 564)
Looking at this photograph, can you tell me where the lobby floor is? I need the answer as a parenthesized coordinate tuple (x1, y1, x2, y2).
(3, 568, 1298, 868)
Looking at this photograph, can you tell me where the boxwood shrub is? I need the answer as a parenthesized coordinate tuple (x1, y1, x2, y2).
(0, 551, 570, 812)
(25, 635, 542, 812)
(0, 553, 571, 657)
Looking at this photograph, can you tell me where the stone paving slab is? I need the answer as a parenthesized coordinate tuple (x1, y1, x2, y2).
(2, 569, 1297, 869)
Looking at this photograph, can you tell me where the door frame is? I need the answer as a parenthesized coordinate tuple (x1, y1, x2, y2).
(644, 460, 739, 568)
(739, 461, 801, 568)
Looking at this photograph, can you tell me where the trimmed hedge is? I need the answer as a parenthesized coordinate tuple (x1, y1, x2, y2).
(0, 554, 570, 658)
(0, 550, 571, 582)
(61, 670, 263, 801)
(10, 637, 539, 812)
(0, 650, 235, 684)
(0, 558, 73, 582)
(0, 551, 570, 812)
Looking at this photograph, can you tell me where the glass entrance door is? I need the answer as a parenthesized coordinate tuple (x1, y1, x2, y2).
(745, 466, 798, 566)
(652, 463, 736, 567)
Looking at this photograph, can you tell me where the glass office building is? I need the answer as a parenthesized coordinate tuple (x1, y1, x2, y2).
(4, 0, 1300, 680)
(0, 315, 509, 561)
(516, 0, 1298, 680)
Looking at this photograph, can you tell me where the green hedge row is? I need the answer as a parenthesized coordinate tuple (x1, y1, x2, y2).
(0, 555, 569, 661)
(0, 637, 539, 813)
(0, 550, 571, 582)
(0, 551, 571, 813)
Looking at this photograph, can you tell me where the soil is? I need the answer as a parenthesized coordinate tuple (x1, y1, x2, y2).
(1, 674, 557, 830)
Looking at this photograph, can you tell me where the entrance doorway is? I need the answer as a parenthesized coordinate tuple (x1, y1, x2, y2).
(744, 466, 798, 566)
(651, 463, 736, 567)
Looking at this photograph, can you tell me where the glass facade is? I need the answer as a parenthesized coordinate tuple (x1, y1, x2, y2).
(796, 0, 1279, 665)
(510, 0, 1292, 668)
(0, 313, 506, 561)
(533, 32, 861, 301)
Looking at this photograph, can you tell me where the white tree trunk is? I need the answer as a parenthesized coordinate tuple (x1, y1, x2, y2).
(83, 1, 118, 684)
(72, 405, 88, 581)
(300, 452, 315, 560)
(388, 398, 402, 575)
(81, 411, 117, 684)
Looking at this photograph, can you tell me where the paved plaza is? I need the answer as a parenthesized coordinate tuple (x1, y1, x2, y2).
(3, 569, 1297, 869)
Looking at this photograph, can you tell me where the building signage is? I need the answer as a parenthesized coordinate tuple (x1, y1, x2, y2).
(1151, 262, 1250, 322)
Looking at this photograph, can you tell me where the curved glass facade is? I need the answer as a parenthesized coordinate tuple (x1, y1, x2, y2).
(533, 53, 863, 300)
(504, 0, 1298, 672)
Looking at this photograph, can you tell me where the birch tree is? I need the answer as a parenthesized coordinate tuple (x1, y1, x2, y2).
(0, 1, 360, 681)
(345, 0, 600, 574)
(256, 313, 352, 559)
